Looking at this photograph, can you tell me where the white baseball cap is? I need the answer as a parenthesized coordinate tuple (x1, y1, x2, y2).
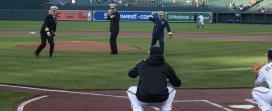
(109, 4, 117, 9)
(158, 11, 164, 15)
(50, 6, 58, 10)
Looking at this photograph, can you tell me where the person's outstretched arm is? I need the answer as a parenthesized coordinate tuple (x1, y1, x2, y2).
(165, 21, 172, 33)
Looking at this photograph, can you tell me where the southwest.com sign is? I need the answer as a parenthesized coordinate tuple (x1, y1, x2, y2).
(93, 10, 153, 21)
(165, 12, 212, 23)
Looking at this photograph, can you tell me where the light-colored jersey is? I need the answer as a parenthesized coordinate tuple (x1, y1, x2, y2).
(198, 15, 204, 23)
(256, 62, 272, 88)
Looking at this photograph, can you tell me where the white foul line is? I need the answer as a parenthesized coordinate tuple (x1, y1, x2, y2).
(174, 100, 234, 111)
(203, 100, 234, 111)
(17, 95, 48, 111)
(174, 100, 207, 102)
(0, 84, 128, 98)
(0, 84, 233, 111)
(245, 99, 257, 104)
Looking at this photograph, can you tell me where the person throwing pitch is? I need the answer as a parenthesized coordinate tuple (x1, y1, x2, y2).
(34, 6, 58, 58)
(149, 11, 172, 55)
(127, 46, 181, 111)
(106, 5, 120, 55)
(252, 48, 272, 111)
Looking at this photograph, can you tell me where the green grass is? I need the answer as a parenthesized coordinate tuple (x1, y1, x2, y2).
(0, 34, 270, 89)
(0, 20, 272, 89)
(1, 20, 272, 111)
(0, 20, 272, 35)
(0, 91, 34, 111)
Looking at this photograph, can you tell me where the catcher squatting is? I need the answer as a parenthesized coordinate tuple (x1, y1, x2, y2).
(252, 48, 272, 111)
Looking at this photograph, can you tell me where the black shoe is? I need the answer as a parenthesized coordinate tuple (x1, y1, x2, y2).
(34, 52, 39, 57)
(110, 52, 118, 55)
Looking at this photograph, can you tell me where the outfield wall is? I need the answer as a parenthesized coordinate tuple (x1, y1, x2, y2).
(0, 9, 47, 21)
(0, 9, 271, 24)
(214, 13, 272, 24)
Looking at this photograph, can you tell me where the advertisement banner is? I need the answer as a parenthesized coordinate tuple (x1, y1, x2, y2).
(165, 12, 213, 23)
(93, 10, 153, 22)
(55, 10, 91, 21)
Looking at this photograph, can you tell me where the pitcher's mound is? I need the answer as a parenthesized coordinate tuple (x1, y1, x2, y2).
(17, 41, 139, 52)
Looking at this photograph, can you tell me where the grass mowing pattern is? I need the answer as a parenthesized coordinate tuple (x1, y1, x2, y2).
(0, 34, 269, 89)
(0, 91, 34, 111)
(0, 20, 272, 35)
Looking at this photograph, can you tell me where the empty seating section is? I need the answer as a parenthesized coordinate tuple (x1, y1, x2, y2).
(49, 0, 272, 12)
(204, 0, 232, 12)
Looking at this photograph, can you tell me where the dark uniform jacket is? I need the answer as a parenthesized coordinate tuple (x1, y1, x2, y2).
(41, 14, 57, 36)
(128, 56, 181, 103)
(149, 17, 171, 34)
(106, 11, 120, 32)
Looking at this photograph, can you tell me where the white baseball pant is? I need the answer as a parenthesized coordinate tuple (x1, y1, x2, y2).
(127, 85, 176, 111)
(252, 87, 272, 111)
(198, 21, 204, 25)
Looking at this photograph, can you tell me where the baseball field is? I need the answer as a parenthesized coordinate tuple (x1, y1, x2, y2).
(1, 20, 272, 111)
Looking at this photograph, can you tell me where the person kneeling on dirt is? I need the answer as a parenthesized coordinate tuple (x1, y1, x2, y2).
(252, 48, 272, 111)
(127, 46, 181, 111)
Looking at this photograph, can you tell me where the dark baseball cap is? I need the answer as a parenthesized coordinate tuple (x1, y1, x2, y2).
(268, 48, 272, 59)
(150, 46, 162, 56)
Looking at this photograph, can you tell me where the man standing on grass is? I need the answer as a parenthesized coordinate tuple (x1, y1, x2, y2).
(197, 14, 205, 29)
(149, 11, 173, 55)
(34, 6, 58, 58)
(127, 46, 181, 111)
(106, 4, 120, 55)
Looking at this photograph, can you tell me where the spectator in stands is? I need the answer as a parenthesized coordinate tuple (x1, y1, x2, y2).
(159, 4, 165, 8)
(229, 3, 233, 9)
(118, 0, 122, 5)
(251, 0, 257, 6)
(229, 3, 236, 10)
(186, 0, 192, 4)
(200, 1, 205, 8)
(261, 6, 265, 13)
(239, 4, 244, 11)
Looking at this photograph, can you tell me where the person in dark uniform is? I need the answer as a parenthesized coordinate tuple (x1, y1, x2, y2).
(106, 5, 120, 55)
(149, 11, 173, 55)
(194, 13, 197, 23)
(127, 46, 181, 111)
(34, 6, 58, 58)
